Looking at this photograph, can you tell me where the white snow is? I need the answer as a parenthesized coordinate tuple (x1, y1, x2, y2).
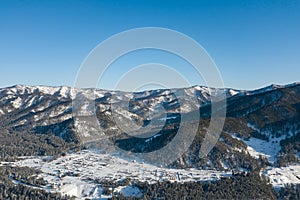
(115, 185, 143, 198)
(7, 150, 232, 199)
(12, 97, 23, 108)
(36, 86, 60, 95)
(145, 133, 162, 142)
(232, 133, 284, 162)
(244, 136, 284, 162)
(247, 123, 261, 133)
(228, 89, 239, 96)
(59, 176, 103, 198)
(58, 86, 70, 98)
(264, 165, 300, 188)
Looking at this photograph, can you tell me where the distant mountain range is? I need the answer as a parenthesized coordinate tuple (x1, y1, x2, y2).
(0, 83, 299, 169)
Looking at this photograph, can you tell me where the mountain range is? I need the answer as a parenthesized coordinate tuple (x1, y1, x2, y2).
(0, 83, 299, 199)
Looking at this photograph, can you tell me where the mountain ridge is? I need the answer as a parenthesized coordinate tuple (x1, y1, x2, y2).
(0, 82, 299, 169)
(0, 82, 300, 199)
(3, 81, 300, 94)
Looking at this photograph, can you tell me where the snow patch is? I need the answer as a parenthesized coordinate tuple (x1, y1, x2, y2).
(12, 97, 23, 108)
(232, 134, 284, 162)
(228, 89, 239, 96)
(59, 176, 103, 199)
(244, 136, 284, 162)
(115, 185, 142, 198)
(264, 165, 300, 188)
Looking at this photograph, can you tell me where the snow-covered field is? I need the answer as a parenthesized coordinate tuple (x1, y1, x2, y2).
(243, 136, 285, 162)
(264, 165, 300, 188)
(1, 149, 300, 199)
(5, 150, 231, 199)
(232, 133, 284, 162)
(1, 143, 299, 199)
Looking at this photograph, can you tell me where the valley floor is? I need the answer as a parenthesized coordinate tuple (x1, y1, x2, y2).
(0, 150, 299, 199)
(8, 150, 231, 199)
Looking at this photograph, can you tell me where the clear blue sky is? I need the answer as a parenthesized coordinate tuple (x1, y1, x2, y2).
(0, 0, 299, 90)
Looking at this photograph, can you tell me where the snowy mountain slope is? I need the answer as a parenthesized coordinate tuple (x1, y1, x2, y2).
(0, 83, 299, 167)
(0, 84, 235, 142)
(0, 83, 300, 199)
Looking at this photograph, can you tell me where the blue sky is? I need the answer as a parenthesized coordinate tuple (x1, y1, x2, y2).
(0, 0, 299, 90)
